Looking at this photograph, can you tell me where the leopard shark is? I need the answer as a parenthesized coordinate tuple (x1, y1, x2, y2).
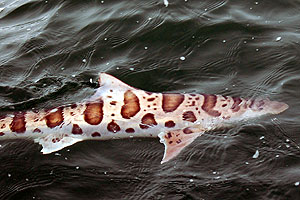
(0, 73, 288, 163)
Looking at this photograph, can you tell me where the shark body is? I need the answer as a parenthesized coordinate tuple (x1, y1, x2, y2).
(0, 73, 288, 163)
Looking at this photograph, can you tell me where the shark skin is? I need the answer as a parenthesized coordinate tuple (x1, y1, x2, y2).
(0, 73, 289, 164)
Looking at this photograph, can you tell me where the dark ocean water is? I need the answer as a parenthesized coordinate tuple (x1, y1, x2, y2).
(0, 0, 300, 199)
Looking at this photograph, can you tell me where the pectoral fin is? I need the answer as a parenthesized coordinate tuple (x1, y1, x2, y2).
(34, 134, 83, 154)
(158, 127, 205, 164)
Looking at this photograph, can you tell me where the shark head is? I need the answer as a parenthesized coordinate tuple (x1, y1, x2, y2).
(248, 98, 289, 116)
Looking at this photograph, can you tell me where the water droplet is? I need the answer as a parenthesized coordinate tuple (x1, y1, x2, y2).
(71, 74, 76, 77)
(275, 155, 279, 158)
(276, 36, 282, 41)
(8, 173, 11, 177)
(76, 166, 80, 169)
(259, 136, 265, 140)
(255, 2, 258, 5)
(129, 67, 134, 71)
(163, 0, 169, 7)
(189, 179, 193, 182)
(252, 150, 259, 159)
(144, 46, 148, 50)
(180, 56, 186, 61)
(82, 59, 87, 63)
(222, 40, 226, 43)
(101, 1, 104, 3)
(89, 78, 93, 83)
(245, 162, 249, 165)
(295, 182, 300, 186)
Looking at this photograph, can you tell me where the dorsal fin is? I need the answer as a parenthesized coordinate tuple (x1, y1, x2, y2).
(90, 73, 137, 101)
(98, 73, 134, 89)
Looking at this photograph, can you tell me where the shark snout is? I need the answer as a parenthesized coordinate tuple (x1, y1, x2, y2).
(267, 100, 289, 114)
(249, 98, 289, 115)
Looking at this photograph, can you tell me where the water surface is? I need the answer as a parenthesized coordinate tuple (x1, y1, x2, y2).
(0, 0, 300, 199)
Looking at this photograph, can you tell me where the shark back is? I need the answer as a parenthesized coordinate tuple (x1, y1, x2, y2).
(0, 73, 288, 163)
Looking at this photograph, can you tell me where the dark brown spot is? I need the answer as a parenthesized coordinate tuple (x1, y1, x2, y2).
(182, 111, 197, 122)
(231, 97, 242, 112)
(183, 127, 193, 134)
(195, 97, 200, 100)
(189, 101, 196, 107)
(107, 95, 112, 98)
(10, 112, 26, 133)
(33, 128, 41, 133)
(201, 94, 221, 117)
(111, 113, 115, 116)
(125, 128, 135, 133)
(162, 93, 184, 112)
(110, 89, 113, 92)
(72, 124, 83, 135)
(165, 132, 172, 139)
(84, 101, 103, 125)
(176, 139, 182, 144)
(110, 101, 117, 106)
(249, 99, 255, 108)
(1, 124, 6, 129)
(0, 132, 4, 136)
(121, 90, 140, 119)
(140, 113, 157, 129)
(145, 92, 153, 95)
(71, 104, 77, 109)
(92, 132, 101, 137)
(165, 120, 176, 128)
(45, 108, 64, 128)
(169, 141, 173, 144)
(222, 104, 227, 107)
(147, 97, 155, 102)
(107, 120, 121, 133)
(222, 95, 228, 100)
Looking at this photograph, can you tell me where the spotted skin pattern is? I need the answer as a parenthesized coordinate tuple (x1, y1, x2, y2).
(0, 73, 288, 163)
